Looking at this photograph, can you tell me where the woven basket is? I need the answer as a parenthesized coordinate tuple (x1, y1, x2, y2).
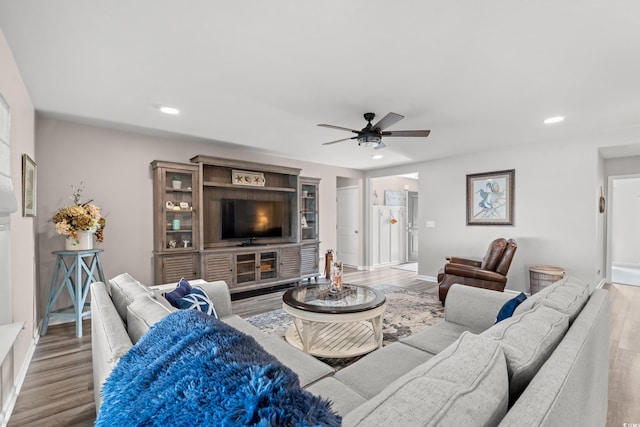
(529, 265, 565, 294)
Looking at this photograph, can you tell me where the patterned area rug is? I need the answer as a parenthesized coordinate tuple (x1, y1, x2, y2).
(245, 284, 444, 347)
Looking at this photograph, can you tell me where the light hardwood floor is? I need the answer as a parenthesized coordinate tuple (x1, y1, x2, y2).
(7, 268, 639, 426)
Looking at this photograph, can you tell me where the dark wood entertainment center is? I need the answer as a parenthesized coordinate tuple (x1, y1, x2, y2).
(152, 156, 321, 292)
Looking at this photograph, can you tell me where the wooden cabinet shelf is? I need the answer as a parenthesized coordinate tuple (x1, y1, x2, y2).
(152, 157, 320, 290)
(152, 161, 200, 284)
(203, 181, 296, 193)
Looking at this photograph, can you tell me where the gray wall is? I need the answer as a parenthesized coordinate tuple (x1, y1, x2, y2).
(35, 118, 363, 316)
(367, 139, 607, 294)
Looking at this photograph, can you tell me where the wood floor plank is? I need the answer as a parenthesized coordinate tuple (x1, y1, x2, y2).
(8, 269, 638, 426)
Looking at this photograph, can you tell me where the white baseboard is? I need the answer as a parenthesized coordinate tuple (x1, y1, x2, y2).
(0, 328, 38, 427)
(596, 278, 606, 289)
(418, 275, 437, 283)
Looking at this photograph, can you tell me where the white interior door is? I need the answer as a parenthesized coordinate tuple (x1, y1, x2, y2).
(337, 187, 360, 267)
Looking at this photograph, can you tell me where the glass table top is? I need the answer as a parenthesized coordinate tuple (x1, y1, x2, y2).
(283, 283, 386, 314)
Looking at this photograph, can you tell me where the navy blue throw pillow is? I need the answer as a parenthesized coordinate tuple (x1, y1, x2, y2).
(164, 277, 192, 307)
(495, 292, 528, 323)
(176, 287, 218, 318)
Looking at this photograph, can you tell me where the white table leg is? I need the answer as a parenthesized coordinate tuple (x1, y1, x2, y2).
(372, 314, 383, 348)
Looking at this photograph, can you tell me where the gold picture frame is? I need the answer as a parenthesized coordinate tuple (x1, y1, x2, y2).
(22, 154, 37, 217)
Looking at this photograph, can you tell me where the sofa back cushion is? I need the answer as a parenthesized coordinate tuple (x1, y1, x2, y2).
(343, 332, 509, 426)
(481, 303, 569, 402)
(126, 295, 175, 343)
(108, 273, 152, 321)
(515, 276, 590, 323)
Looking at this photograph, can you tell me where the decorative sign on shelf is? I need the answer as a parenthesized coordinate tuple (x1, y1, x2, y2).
(231, 169, 266, 187)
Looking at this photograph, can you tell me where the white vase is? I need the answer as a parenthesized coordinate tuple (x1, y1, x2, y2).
(65, 231, 94, 251)
(172, 180, 182, 190)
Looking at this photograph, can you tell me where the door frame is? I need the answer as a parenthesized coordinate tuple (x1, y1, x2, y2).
(336, 185, 361, 268)
(606, 173, 640, 283)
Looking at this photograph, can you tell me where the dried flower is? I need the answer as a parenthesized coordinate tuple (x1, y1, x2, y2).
(51, 182, 106, 243)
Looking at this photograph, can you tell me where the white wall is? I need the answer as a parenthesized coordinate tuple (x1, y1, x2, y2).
(368, 140, 603, 293)
(0, 27, 36, 415)
(35, 118, 363, 315)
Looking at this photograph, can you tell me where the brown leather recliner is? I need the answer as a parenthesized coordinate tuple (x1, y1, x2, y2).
(438, 238, 517, 304)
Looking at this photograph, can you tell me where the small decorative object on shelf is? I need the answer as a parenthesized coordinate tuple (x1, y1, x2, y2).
(330, 260, 343, 292)
(168, 240, 177, 248)
(182, 240, 190, 248)
(231, 169, 266, 187)
(51, 182, 106, 250)
(171, 175, 182, 190)
(172, 219, 181, 230)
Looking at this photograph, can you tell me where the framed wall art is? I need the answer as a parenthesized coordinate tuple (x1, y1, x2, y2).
(384, 190, 405, 206)
(466, 169, 514, 225)
(22, 154, 37, 217)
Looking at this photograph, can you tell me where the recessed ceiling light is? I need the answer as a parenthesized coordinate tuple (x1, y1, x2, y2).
(544, 116, 564, 124)
(371, 154, 384, 160)
(158, 105, 180, 115)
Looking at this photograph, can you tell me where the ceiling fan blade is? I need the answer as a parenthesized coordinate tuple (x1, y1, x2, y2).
(374, 141, 386, 150)
(318, 124, 359, 133)
(322, 136, 355, 145)
(372, 112, 404, 131)
(381, 130, 431, 137)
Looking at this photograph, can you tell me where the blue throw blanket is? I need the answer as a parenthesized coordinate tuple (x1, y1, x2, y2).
(96, 310, 340, 426)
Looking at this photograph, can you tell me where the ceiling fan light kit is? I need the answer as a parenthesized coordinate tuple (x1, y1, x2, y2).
(319, 112, 430, 150)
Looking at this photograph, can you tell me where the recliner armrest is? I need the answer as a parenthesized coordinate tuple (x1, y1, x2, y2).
(443, 264, 508, 283)
(447, 257, 482, 267)
(198, 281, 233, 318)
(444, 284, 514, 331)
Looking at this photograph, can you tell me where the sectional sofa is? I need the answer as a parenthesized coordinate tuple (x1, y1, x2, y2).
(90, 273, 609, 426)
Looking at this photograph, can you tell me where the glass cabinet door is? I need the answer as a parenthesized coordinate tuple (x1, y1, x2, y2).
(163, 170, 196, 251)
(236, 253, 257, 284)
(300, 179, 319, 242)
(259, 251, 278, 281)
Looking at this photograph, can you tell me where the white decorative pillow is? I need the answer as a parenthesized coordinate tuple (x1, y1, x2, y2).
(482, 304, 569, 402)
(343, 332, 509, 426)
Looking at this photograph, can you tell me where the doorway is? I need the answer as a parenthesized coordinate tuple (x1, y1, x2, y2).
(337, 186, 360, 267)
(407, 191, 419, 262)
(608, 175, 640, 285)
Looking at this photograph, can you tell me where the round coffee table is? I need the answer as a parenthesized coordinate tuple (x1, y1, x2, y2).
(282, 284, 386, 358)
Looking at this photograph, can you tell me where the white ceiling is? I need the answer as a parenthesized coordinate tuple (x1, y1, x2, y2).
(1, 1, 640, 170)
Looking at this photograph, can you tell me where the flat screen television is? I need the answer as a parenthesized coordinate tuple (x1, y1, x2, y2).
(221, 199, 284, 240)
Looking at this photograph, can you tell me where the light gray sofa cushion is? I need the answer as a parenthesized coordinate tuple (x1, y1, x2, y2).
(515, 276, 589, 323)
(482, 303, 570, 401)
(108, 272, 152, 321)
(307, 377, 368, 417)
(335, 342, 435, 399)
(343, 332, 509, 426)
(401, 320, 482, 355)
(126, 294, 174, 343)
(444, 284, 514, 331)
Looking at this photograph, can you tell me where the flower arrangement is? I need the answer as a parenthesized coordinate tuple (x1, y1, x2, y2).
(52, 183, 106, 243)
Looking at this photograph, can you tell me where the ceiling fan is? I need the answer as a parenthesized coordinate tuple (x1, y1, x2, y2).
(318, 112, 430, 150)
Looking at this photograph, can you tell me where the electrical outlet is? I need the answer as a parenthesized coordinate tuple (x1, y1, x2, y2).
(426, 220, 436, 228)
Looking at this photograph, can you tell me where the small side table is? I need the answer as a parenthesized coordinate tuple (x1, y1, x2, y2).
(42, 249, 105, 337)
